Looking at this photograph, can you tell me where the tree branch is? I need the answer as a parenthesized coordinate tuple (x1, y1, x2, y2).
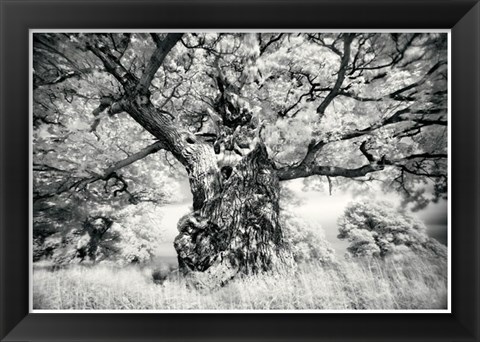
(316, 34, 355, 116)
(90, 96, 125, 134)
(277, 150, 446, 182)
(136, 33, 184, 95)
(259, 33, 284, 55)
(33, 141, 165, 200)
(34, 70, 84, 89)
(87, 43, 137, 89)
(314, 60, 446, 104)
(359, 141, 376, 162)
(277, 162, 385, 181)
(102, 141, 164, 176)
(33, 35, 82, 72)
(293, 106, 409, 168)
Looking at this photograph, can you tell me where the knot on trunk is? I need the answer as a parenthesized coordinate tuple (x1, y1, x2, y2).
(174, 212, 229, 272)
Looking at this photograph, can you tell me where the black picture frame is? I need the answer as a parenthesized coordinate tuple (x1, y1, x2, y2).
(1, 0, 479, 341)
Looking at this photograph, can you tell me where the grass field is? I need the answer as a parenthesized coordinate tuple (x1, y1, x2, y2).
(32, 255, 447, 311)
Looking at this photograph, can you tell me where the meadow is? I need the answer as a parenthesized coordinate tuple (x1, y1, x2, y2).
(32, 255, 447, 311)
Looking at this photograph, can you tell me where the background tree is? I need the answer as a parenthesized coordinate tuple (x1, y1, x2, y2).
(34, 195, 166, 265)
(281, 209, 335, 264)
(338, 200, 447, 259)
(33, 32, 448, 286)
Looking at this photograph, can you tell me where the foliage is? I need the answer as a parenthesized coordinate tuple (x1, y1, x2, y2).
(110, 203, 166, 265)
(33, 32, 448, 209)
(34, 200, 165, 265)
(338, 200, 447, 259)
(281, 209, 335, 264)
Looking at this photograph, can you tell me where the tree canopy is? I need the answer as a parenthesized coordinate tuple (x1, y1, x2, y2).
(338, 200, 447, 259)
(33, 32, 447, 206)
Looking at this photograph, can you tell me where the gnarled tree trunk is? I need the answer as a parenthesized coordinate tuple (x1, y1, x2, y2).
(83, 33, 293, 287)
(174, 143, 291, 288)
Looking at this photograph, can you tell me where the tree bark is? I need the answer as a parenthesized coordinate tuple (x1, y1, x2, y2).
(174, 143, 291, 288)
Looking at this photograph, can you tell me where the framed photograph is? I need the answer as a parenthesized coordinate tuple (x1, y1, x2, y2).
(1, 0, 479, 341)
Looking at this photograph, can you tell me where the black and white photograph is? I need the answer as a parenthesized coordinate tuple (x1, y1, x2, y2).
(31, 31, 449, 311)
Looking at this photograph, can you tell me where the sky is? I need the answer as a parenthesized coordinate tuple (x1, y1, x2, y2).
(155, 178, 448, 258)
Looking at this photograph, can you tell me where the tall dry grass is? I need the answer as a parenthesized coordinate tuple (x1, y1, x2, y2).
(32, 255, 447, 310)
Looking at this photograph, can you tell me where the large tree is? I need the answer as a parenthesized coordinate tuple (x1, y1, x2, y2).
(33, 32, 448, 287)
